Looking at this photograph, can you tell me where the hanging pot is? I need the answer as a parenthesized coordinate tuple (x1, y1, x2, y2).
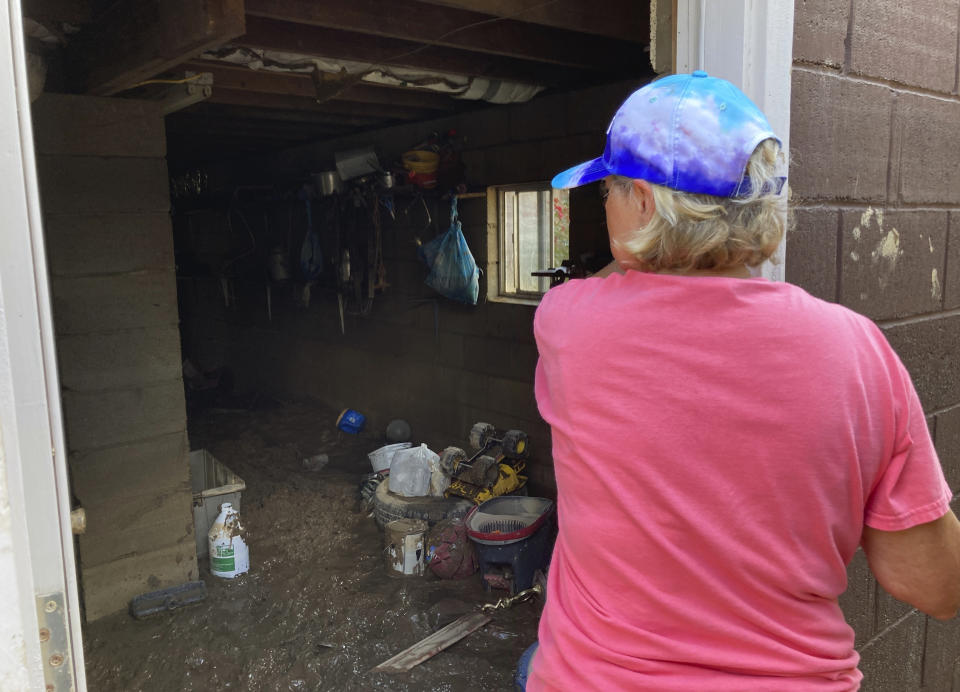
(314, 170, 344, 196)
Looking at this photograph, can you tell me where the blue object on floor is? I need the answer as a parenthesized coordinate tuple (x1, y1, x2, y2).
(514, 641, 538, 691)
(336, 408, 365, 434)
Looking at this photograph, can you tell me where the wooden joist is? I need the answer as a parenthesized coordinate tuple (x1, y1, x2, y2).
(182, 61, 460, 111)
(70, 0, 245, 95)
(241, 16, 575, 86)
(244, 0, 645, 70)
(207, 86, 436, 122)
(415, 0, 649, 43)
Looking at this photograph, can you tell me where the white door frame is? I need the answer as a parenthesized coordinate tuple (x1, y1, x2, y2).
(675, 0, 795, 280)
(0, 0, 86, 689)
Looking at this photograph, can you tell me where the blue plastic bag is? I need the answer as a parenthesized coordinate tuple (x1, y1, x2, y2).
(419, 197, 480, 305)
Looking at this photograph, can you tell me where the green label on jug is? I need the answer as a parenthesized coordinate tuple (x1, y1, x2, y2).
(212, 546, 235, 572)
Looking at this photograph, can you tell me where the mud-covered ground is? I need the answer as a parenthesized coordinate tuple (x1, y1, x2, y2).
(83, 402, 543, 691)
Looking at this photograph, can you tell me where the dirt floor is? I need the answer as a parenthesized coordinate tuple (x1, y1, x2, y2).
(82, 402, 543, 691)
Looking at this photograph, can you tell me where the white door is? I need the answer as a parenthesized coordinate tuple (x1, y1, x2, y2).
(0, 1, 86, 690)
(675, 0, 796, 281)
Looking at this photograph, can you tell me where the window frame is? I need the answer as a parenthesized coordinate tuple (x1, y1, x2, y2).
(486, 182, 569, 305)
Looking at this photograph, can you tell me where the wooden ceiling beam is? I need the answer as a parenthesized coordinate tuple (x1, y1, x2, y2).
(240, 16, 576, 86)
(181, 60, 460, 111)
(68, 0, 245, 95)
(413, 0, 648, 43)
(244, 0, 645, 70)
(22, 0, 92, 24)
(206, 87, 409, 126)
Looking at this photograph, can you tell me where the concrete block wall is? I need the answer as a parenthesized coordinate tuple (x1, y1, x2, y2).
(32, 94, 197, 621)
(789, 1, 960, 687)
(177, 80, 644, 495)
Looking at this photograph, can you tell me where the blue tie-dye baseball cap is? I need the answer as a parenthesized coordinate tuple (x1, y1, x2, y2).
(551, 71, 783, 198)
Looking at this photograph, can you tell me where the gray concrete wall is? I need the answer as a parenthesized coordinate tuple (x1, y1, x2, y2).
(33, 94, 197, 621)
(788, 0, 960, 687)
(177, 80, 642, 495)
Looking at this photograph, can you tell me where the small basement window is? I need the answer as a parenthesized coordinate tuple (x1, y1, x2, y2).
(488, 183, 570, 302)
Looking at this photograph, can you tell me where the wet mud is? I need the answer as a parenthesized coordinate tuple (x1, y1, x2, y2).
(83, 403, 542, 691)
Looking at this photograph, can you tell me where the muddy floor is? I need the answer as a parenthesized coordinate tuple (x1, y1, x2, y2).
(82, 402, 543, 691)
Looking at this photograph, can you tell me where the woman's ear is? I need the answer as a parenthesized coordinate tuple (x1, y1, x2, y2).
(631, 179, 656, 226)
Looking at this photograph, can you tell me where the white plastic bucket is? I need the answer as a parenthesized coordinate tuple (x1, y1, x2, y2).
(368, 442, 412, 473)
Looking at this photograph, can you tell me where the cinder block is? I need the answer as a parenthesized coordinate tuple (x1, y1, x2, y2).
(874, 580, 914, 635)
(565, 80, 640, 135)
(789, 71, 893, 202)
(793, 0, 849, 68)
(63, 381, 187, 452)
(946, 213, 960, 309)
(839, 209, 947, 320)
(857, 611, 924, 691)
(894, 95, 960, 205)
(935, 406, 960, 495)
(509, 92, 567, 142)
(786, 207, 840, 302)
(486, 302, 537, 343)
(923, 613, 960, 690)
(455, 106, 510, 150)
(850, 0, 959, 93)
(79, 487, 194, 569)
(32, 93, 165, 157)
(884, 314, 960, 412)
(70, 432, 189, 507)
(52, 271, 179, 335)
(37, 155, 171, 214)
(43, 212, 174, 277)
(840, 548, 876, 647)
(487, 375, 539, 421)
(81, 542, 197, 622)
(56, 326, 183, 392)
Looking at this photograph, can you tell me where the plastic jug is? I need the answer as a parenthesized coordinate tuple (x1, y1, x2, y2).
(208, 502, 249, 578)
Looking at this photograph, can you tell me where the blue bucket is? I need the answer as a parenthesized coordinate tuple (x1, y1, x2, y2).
(336, 408, 366, 434)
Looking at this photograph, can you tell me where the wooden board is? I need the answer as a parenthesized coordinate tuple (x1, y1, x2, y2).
(62, 381, 188, 452)
(31, 94, 165, 158)
(78, 485, 194, 568)
(43, 212, 174, 277)
(56, 327, 183, 392)
(82, 542, 198, 622)
(36, 155, 171, 214)
(51, 271, 179, 335)
(374, 613, 492, 673)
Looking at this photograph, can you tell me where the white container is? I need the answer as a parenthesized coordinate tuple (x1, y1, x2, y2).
(385, 518, 428, 576)
(208, 502, 250, 579)
(367, 442, 412, 474)
(190, 449, 245, 559)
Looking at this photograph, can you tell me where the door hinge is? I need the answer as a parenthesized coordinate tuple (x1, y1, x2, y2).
(35, 592, 74, 692)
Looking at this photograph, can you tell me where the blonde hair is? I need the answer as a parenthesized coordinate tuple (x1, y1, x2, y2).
(609, 139, 787, 273)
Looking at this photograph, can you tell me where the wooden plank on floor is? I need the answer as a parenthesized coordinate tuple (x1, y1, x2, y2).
(31, 93, 165, 157)
(56, 326, 183, 392)
(374, 613, 492, 672)
(43, 212, 174, 277)
(51, 271, 179, 335)
(36, 155, 171, 214)
(62, 381, 187, 452)
(81, 542, 198, 621)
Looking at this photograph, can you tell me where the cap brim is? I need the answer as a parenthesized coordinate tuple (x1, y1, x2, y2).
(551, 157, 610, 189)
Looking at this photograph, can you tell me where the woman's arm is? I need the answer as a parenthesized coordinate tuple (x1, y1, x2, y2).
(861, 510, 960, 620)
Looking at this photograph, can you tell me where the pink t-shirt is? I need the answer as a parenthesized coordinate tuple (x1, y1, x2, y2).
(531, 272, 951, 691)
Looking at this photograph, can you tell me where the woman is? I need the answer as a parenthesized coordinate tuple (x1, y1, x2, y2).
(525, 72, 960, 690)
